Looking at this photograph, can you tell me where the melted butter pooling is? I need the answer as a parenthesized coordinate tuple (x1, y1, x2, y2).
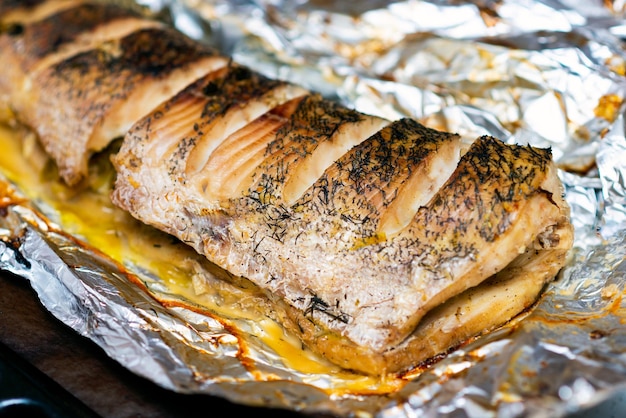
(0, 124, 406, 394)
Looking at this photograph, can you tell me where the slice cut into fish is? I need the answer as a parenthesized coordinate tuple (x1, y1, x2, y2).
(1, 3, 228, 185)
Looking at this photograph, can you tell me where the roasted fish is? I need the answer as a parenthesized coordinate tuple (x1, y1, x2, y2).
(0, 0, 228, 185)
(0, 0, 574, 375)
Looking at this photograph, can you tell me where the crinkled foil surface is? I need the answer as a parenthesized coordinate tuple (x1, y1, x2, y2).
(2, 0, 626, 417)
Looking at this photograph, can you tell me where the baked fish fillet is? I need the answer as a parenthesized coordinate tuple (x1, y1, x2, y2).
(0, 0, 228, 185)
(111, 62, 573, 374)
(0, 0, 574, 375)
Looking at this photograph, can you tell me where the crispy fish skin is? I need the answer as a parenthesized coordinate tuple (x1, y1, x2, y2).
(33, 27, 223, 185)
(0, 2, 227, 185)
(0, 2, 159, 119)
(1, 3, 149, 72)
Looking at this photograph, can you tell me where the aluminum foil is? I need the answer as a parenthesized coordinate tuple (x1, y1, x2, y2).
(2, 0, 626, 417)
